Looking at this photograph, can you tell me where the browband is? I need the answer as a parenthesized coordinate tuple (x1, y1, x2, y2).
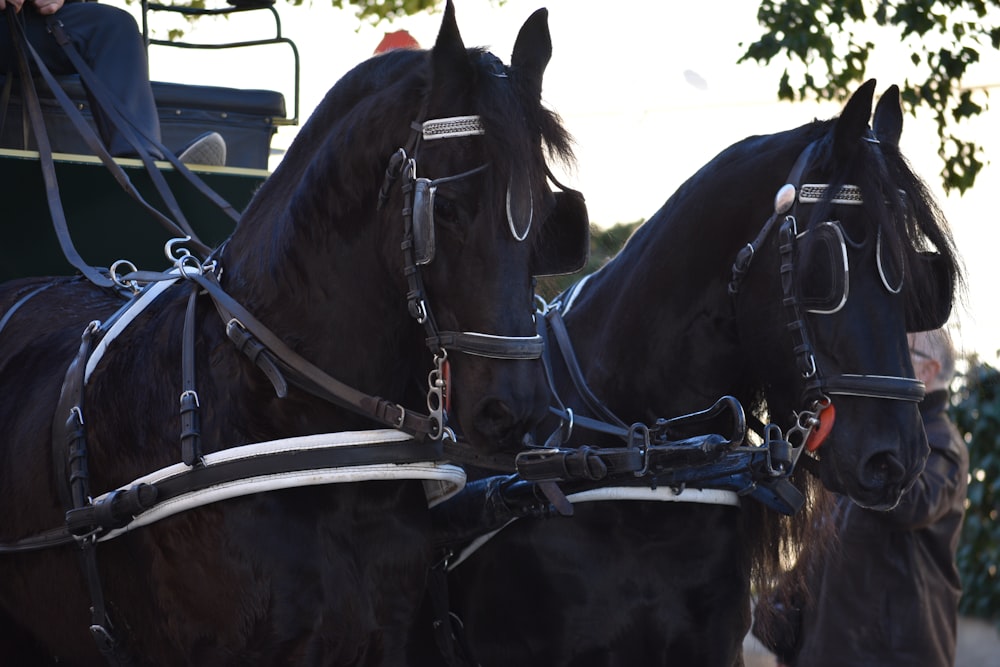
(422, 115, 486, 140)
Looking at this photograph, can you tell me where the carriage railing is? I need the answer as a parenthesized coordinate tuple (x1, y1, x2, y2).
(140, 0, 300, 126)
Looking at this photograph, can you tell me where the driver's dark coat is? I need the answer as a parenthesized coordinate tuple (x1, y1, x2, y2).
(756, 389, 968, 667)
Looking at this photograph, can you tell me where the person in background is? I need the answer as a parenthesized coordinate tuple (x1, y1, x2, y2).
(374, 29, 419, 55)
(753, 327, 969, 667)
(0, 0, 224, 164)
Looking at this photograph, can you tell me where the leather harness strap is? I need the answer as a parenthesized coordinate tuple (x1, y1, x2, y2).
(187, 270, 440, 439)
(179, 285, 202, 466)
(6, 10, 113, 287)
(545, 307, 628, 430)
(50, 321, 133, 664)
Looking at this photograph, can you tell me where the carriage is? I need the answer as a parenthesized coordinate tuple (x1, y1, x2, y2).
(0, 2, 960, 665)
(1, 0, 297, 281)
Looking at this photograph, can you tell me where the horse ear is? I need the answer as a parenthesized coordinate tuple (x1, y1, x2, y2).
(510, 8, 552, 98)
(432, 0, 471, 82)
(834, 79, 877, 161)
(873, 85, 903, 148)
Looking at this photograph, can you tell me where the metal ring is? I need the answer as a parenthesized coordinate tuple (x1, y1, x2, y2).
(109, 259, 140, 293)
(562, 407, 574, 443)
(175, 254, 202, 279)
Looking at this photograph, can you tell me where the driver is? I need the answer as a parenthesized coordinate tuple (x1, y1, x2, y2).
(0, 0, 224, 164)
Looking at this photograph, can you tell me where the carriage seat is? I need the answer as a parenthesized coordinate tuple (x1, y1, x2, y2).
(0, 73, 286, 169)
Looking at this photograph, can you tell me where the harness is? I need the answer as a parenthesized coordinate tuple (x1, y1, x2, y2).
(0, 93, 546, 662)
(429, 134, 935, 577)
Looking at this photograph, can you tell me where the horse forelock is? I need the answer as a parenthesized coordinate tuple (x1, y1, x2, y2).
(804, 123, 962, 327)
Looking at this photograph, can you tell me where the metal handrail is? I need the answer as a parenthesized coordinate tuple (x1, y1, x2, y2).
(140, 0, 300, 125)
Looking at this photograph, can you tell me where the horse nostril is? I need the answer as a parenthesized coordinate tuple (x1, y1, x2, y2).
(473, 398, 518, 441)
(862, 451, 907, 489)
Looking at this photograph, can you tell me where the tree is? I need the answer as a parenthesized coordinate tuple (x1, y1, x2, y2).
(739, 0, 1000, 194)
(536, 221, 641, 301)
(949, 360, 1000, 624)
(321, 0, 438, 25)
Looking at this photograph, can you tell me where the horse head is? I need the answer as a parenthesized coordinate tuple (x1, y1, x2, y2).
(734, 80, 959, 510)
(225, 2, 588, 456)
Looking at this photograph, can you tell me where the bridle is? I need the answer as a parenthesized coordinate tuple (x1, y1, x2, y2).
(728, 138, 925, 460)
(379, 114, 546, 439)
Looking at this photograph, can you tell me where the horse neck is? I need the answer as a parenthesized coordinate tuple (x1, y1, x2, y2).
(563, 135, 810, 423)
(219, 180, 418, 403)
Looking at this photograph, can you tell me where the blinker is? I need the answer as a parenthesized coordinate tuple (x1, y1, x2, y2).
(795, 221, 850, 315)
(410, 163, 490, 267)
(412, 178, 436, 265)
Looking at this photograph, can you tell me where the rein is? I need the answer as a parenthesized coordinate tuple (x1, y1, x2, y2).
(4, 11, 237, 289)
(528, 304, 805, 509)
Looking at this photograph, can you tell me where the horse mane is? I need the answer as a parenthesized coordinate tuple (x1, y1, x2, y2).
(230, 46, 574, 283)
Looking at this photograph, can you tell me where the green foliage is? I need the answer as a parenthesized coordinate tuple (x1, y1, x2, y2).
(739, 0, 997, 194)
(326, 0, 439, 25)
(535, 220, 642, 302)
(950, 361, 1000, 623)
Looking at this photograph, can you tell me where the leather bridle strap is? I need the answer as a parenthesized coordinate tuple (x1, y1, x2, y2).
(728, 142, 816, 297)
(825, 374, 924, 401)
(428, 332, 543, 359)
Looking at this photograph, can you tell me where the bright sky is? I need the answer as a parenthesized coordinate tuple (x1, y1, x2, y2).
(127, 0, 1000, 363)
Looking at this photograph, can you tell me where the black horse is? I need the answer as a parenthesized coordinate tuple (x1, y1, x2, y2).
(437, 80, 960, 666)
(0, 3, 589, 665)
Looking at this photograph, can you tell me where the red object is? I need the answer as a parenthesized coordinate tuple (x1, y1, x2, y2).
(374, 30, 420, 54)
(806, 402, 836, 452)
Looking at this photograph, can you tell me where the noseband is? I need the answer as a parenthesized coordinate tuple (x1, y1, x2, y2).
(728, 139, 925, 452)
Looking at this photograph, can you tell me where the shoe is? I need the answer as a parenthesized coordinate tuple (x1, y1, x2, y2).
(177, 132, 227, 166)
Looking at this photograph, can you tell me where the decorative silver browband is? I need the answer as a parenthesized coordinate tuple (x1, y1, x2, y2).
(798, 184, 908, 206)
(799, 183, 864, 205)
(422, 115, 486, 140)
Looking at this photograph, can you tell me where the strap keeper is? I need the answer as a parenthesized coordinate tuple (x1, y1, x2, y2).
(179, 390, 202, 466)
(226, 319, 288, 397)
(370, 398, 406, 429)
